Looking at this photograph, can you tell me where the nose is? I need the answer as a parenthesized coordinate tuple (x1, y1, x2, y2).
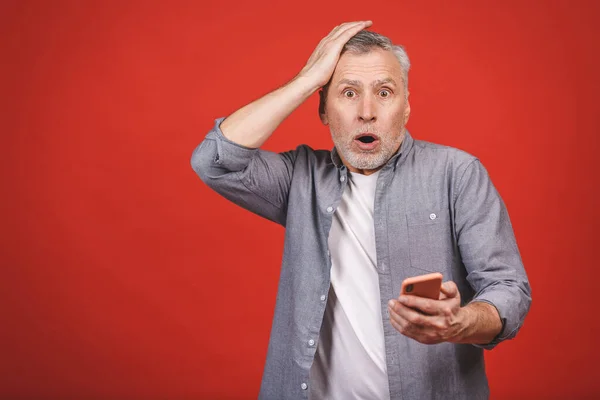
(358, 94, 376, 123)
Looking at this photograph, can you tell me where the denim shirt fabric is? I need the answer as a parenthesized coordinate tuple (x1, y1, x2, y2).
(191, 118, 532, 400)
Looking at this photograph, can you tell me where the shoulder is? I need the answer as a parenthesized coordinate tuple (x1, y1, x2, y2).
(410, 137, 481, 176)
(289, 144, 334, 166)
(412, 138, 477, 164)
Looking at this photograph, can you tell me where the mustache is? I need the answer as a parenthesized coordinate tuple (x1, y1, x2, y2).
(352, 126, 378, 135)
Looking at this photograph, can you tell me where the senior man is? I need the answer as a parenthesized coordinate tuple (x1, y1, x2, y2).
(191, 21, 531, 400)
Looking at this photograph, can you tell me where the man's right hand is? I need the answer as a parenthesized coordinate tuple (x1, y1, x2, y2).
(298, 20, 373, 89)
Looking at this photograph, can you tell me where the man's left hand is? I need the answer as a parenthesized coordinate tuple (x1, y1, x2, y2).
(387, 281, 469, 345)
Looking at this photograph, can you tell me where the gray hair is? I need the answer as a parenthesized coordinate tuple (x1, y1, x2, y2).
(320, 30, 410, 113)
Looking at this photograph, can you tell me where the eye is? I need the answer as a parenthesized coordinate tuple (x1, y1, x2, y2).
(379, 89, 391, 98)
(343, 90, 356, 98)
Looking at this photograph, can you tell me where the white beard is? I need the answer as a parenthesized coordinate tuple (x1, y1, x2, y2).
(331, 128, 405, 171)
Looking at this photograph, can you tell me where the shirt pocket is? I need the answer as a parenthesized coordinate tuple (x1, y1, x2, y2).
(406, 209, 453, 273)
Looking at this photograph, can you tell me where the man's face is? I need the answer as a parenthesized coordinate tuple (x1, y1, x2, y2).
(321, 48, 410, 175)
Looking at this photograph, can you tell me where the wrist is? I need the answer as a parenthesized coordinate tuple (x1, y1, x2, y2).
(452, 306, 475, 343)
(452, 301, 503, 345)
(289, 73, 323, 96)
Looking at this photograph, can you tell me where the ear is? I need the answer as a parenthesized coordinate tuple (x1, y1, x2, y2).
(403, 97, 411, 125)
(318, 90, 328, 125)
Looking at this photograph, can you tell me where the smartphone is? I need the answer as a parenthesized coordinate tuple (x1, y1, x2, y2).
(400, 272, 443, 300)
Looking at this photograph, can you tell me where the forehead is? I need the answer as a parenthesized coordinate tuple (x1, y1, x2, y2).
(331, 48, 403, 84)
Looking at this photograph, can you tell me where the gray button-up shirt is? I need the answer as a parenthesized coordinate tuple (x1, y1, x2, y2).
(191, 118, 532, 400)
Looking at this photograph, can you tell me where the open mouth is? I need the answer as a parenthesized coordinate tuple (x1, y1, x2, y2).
(357, 136, 376, 143)
(355, 133, 379, 142)
(354, 133, 380, 149)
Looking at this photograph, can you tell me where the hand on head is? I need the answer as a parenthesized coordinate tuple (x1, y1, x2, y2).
(299, 21, 373, 89)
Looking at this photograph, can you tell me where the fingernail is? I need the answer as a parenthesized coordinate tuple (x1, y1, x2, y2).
(388, 300, 395, 308)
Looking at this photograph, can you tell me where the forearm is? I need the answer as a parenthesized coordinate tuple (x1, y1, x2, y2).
(454, 301, 503, 345)
(220, 75, 319, 148)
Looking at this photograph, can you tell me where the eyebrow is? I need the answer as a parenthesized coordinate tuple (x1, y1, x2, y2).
(336, 78, 398, 88)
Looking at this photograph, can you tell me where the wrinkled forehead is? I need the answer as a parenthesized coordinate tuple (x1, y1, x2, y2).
(331, 48, 404, 86)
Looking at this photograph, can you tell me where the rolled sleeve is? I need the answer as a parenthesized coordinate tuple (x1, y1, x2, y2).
(191, 117, 259, 174)
(191, 117, 298, 226)
(454, 160, 532, 350)
(470, 289, 526, 350)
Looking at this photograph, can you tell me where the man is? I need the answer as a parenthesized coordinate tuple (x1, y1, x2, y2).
(191, 21, 531, 400)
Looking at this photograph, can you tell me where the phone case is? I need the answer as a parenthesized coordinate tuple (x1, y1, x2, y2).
(400, 272, 443, 299)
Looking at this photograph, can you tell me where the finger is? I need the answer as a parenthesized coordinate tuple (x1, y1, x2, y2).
(440, 281, 459, 299)
(311, 23, 343, 54)
(311, 22, 361, 58)
(390, 317, 403, 333)
(322, 24, 343, 41)
(313, 20, 371, 60)
(389, 300, 428, 327)
(333, 20, 370, 33)
(393, 318, 441, 346)
(388, 303, 410, 327)
(390, 317, 413, 338)
(332, 21, 373, 43)
(389, 308, 427, 340)
(398, 295, 439, 316)
(389, 304, 424, 336)
(331, 20, 372, 42)
(323, 21, 361, 42)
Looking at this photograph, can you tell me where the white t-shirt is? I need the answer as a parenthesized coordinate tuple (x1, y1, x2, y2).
(309, 170, 390, 400)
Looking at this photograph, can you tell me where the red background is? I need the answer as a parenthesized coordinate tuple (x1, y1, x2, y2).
(2, 0, 599, 398)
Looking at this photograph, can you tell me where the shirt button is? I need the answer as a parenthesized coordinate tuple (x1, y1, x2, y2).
(320, 295, 326, 301)
(340, 176, 346, 182)
(301, 383, 308, 390)
(326, 206, 334, 213)
(308, 339, 315, 346)
(429, 213, 437, 220)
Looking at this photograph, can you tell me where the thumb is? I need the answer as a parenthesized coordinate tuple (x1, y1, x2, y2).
(439, 281, 459, 300)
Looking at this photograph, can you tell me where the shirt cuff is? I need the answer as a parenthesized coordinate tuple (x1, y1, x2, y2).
(469, 288, 522, 350)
